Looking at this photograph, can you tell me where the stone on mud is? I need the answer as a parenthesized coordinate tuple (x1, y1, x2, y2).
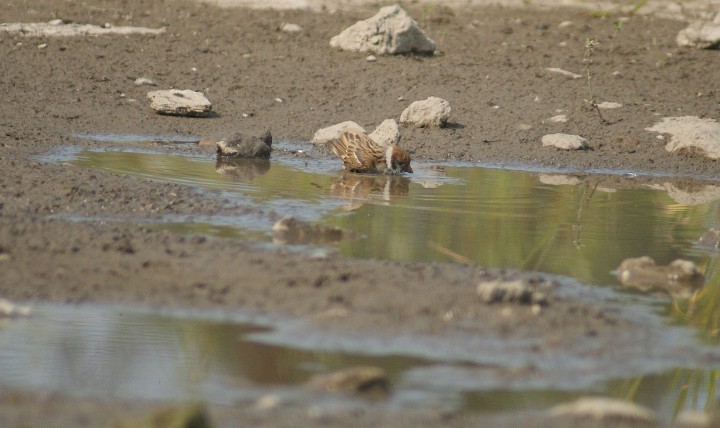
(147, 89, 212, 117)
(307, 366, 389, 395)
(400, 97, 451, 128)
(541, 133, 588, 150)
(548, 397, 657, 423)
(215, 130, 272, 158)
(477, 277, 553, 305)
(329, 5, 436, 55)
(312, 121, 365, 146)
(677, 13, 720, 48)
(646, 116, 720, 159)
(368, 119, 400, 148)
(0, 20, 165, 37)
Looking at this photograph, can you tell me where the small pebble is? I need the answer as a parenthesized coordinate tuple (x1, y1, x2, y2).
(366, 55, 377, 62)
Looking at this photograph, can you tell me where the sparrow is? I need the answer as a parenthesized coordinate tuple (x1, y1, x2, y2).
(326, 131, 412, 175)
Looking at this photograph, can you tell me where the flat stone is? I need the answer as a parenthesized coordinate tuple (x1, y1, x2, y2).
(147, 89, 212, 117)
(311, 121, 365, 146)
(368, 118, 400, 147)
(329, 5, 436, 55)
(548, 397, 657, 423)
(646, 116, 720, 159)
(400, 97, 451, 128)
(0, 20, 165, 37)
(548, 114, 568, 123)
(280, 22, 302, 33)
(545, 67, 581, 79)
(541, 133, 588, 150)
(597, 101, 622, 109)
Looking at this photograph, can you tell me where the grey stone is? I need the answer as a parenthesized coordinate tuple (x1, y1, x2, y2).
(329, 5, 436, 55)
(541, 133, 588, 150)
(147, 89, 212, 117)
(400, 97, 451, 127)
(216, 131, 272, 158)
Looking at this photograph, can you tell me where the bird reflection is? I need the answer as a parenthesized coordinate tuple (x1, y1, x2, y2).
(215, 156, 271, 181)
(330, 172, 410, 209)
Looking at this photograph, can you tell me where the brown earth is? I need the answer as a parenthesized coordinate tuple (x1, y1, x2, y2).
(2, 0, 720, 427)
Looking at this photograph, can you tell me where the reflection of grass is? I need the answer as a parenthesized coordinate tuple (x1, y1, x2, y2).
(614, 368, 720, 420)
(670, 257, 720, 342)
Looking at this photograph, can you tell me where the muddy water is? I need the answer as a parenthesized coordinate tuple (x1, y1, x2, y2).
(33, 140, 720, 420)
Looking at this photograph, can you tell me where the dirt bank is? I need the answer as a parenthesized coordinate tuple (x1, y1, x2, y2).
(2, 0, 720, 426)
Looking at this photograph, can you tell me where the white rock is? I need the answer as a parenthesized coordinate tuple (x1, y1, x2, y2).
(541, 133, 588, 150)
(400, 96, 451, 127)
(329, 5, 436, 55)
(365, 55, 377, 62)
(548, 397, 657, 423)
(677, 18, 720, 48)
(368, 119, 400, 148)
(312, 121, 366, 145)
(597, 101, 622, 109)
(280, 22, 302, 33)
(549, 114, 568, 123)
(646, 116, 720, 159)
(0, 20, 165, 37)
(134, 77, 156, 86)
(147, 89, 212, 117)
(545, 67, 582, 79)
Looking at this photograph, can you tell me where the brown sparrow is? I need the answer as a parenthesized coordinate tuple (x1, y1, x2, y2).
(326, 131, 412, 174)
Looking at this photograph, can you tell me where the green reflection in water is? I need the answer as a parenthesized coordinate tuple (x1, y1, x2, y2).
(70, 149, 720, 290)
(329, 169, 719, 287)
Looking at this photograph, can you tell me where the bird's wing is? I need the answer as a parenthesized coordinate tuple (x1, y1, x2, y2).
(327, 131, 378, 170)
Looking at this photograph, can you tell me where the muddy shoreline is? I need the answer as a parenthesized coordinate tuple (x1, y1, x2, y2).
(2, 0, 720, 426)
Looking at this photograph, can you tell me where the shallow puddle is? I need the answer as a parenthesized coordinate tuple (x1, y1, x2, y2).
(53, 145, 720, 289)
(1, 304, 718, 421)
(33, 140, 720, 420)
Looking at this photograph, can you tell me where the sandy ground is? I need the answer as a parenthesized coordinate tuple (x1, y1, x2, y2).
(2, 0, 720, 426)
